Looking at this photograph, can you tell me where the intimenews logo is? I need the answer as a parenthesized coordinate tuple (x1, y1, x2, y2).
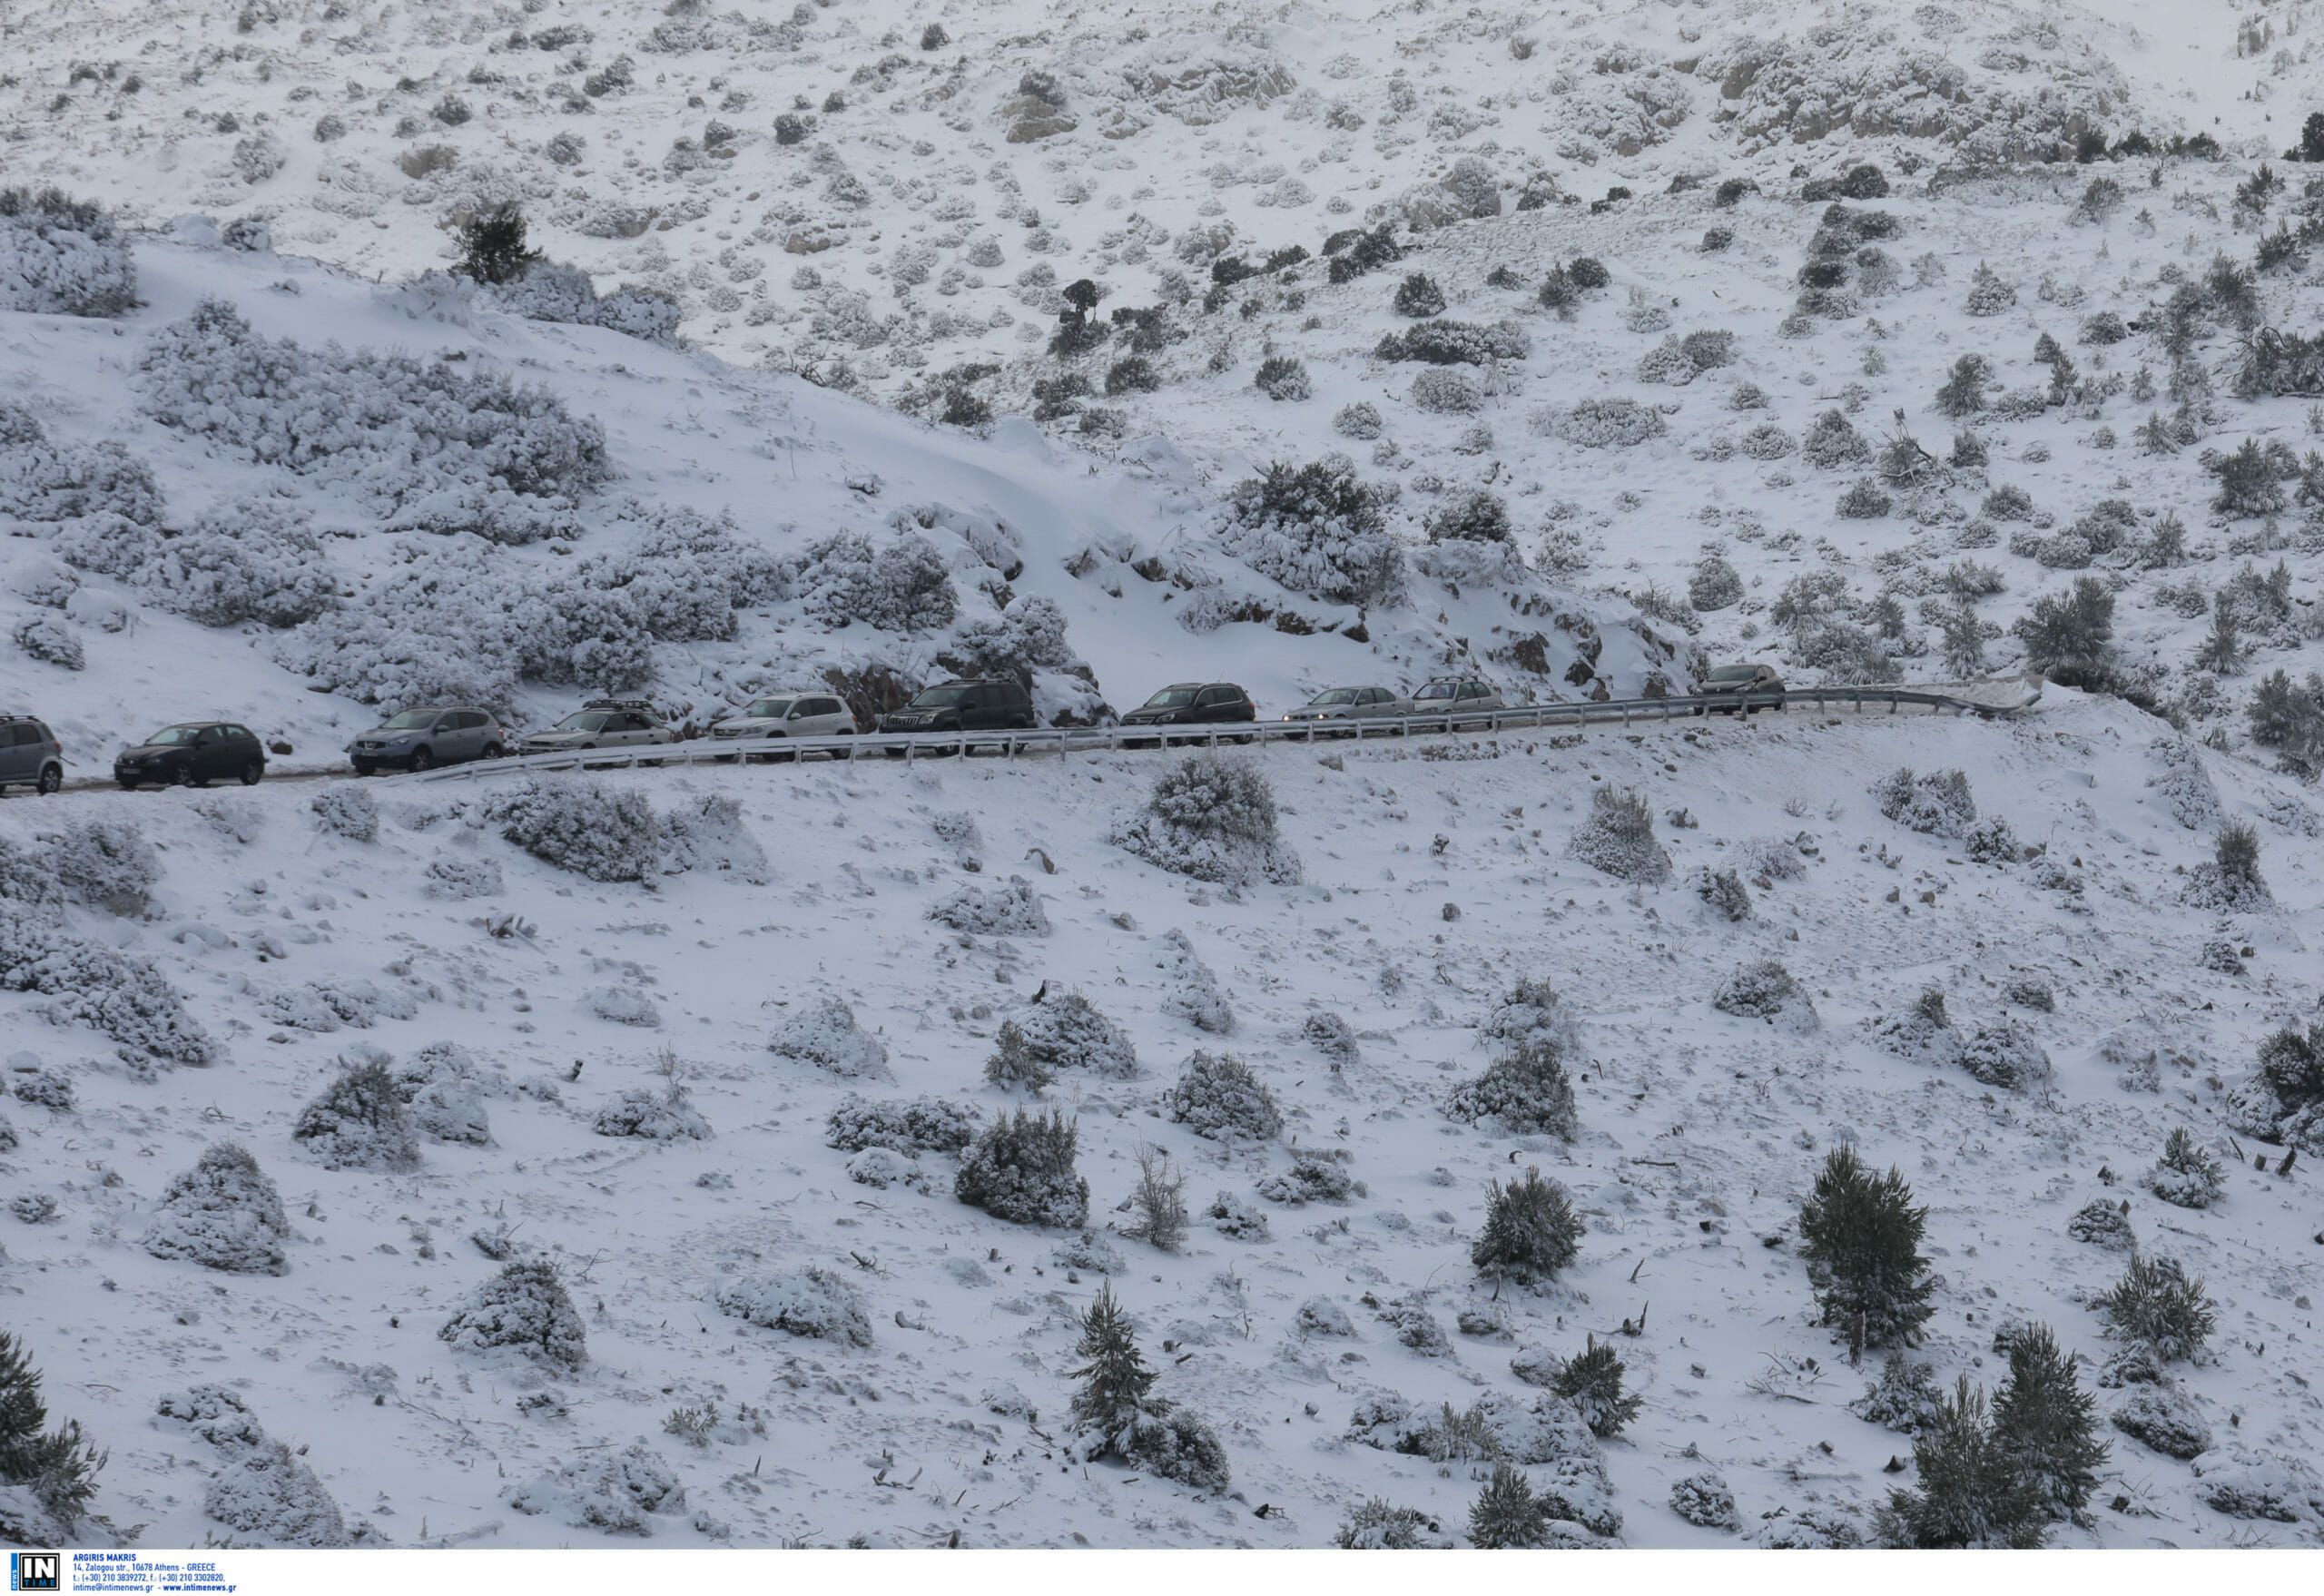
(9, 1552, 60, 1592)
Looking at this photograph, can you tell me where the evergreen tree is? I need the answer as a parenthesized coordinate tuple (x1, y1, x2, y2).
(1876, 1376, 2046, 1548)
(1067, 1282, 1155, 1430)
(1934, 354, 1992, 415)
(983, 1020, 1053, 1093)
(1467, 1463, 1548, 1548)
(1991, 1324, 2108, 1522)
(1797, 1147, 1936, 1351)
(0, 1332, 105, 1529)
(1549, 1335, 1643, 1438)
(1472, 1167, 1585, 1286)
(2013, 576, 2115, 678)
(453, 202, 542, 286)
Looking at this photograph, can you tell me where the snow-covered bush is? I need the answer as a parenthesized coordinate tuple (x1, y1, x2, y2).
(487, 261, 680, 344)
(1714, 960, 1815, 1026)
(204, 1438, 348, 1547)
(1336, 1499, 1445, 1549)
(1871, 989, 1964, 1070)
(1207, 1189, 1270, 1239)
(929, 875, 1050, 935)
(0, 188, 136, 317)
(2183, 820, 2270, 911)
(1959, 1021, 2051, 1090)
(144, 498, 339, 628)
(8, 1062, 71, 1111)
(258, 977, 419, 1034)
(1445, 1037, 1578, 1138)
(1216, 456, 1406, 607)
(824, 1095, 980, 1155)
(1424, 488, 1512, 544)
(2191, 1456, 2323, 1522)
(0, 918, 213, 1066)
(1409, 368, 1482, 412)
(1694, 865, 1750, 921)
(292, 1055, 419, 1170)
(440, 1259, 586, 1370)
(1156, 930, 1235, 1033)
(142, 1142, 289, 1276)
(1872, 766, 1975, 838)
(1255, 1150, 1354, 1206)
(1850, 1352, 1945, 1433)
(1115, 756, 1301, 886)
(786, 529, 958, 633)
(661, 793, 770, 883)
(507, 1444, 683, 1535)
(1333, 401, 1384, 440)
(1568, 785, 1670, 883)
(310, 784, 378, 844)
(954, 1108, 1088, 1227)
(589, 986, 660, 1027)
(155, 1384, 266, 1453)
(1669, 1470, 1740, 1531)
(1800, 409, 1869, 470)
(1304, 1010, 1358, 1064)
(487, 779, 664, 882)
(2144, 1128, 2225, 1208)
(11, 616, 82, 671)
(2112, 1383, 2211, 1459)
(1472, 1167, 1584, 1286)
(46, 817, 160, 914)
(714, 1266, 872, 1346)
(593, 1086, 711, 1141)
(769, 997, 889, 1079)
(135, 300, 611, 543)
(1254, 355, 1312, 401)
(1378, 319, 1530, 366)
(1962, 813, 2020, 864)
(1296, 1296, 1354, 1336)
(845, 1145, 925, 1191)
(2096, 1255, 2214, 1363)
(1017, 991, 1137, 1078)
(394, 1040, 492, 1145)
(1482, 977, 1582, 1056)
(1689, 552, 1744, 610)
(1165, 1051, 1282, 1141)
(940, 595, 1075, 688)
(2067, 1198, 2134, 1250)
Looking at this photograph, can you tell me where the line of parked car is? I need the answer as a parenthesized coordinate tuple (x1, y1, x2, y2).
(0, 665, 1787, 796)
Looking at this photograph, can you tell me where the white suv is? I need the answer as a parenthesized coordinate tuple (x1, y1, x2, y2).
(712, 694, 857, 744)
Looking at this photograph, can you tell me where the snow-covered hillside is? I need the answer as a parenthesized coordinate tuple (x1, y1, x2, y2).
(5, 0, 2324, 1556)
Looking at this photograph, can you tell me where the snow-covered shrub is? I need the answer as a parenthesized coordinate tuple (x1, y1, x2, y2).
(1373, 1297, 1451, 1356)
(2144, 1127, 2224, 1208)
(256, 977, 419, 1035)
(1254, 355, 1312, 401)
(1424, 488, 1512, 544)
(660, 793, 769, 883)
(1850, 1352, 1945, 1433)
(1216, 458, 1405, 607)
(954, 1108, 1088, 1227)
(2096, 1255, 2214, 1363)
(1295, 1296, 1353, 1337)
(1015, 991, 1137, 1078)
(487, 779, 664, 882)
(593, 1085, 711, 1140)
(2183, 820, 2270, 911)
(440, 1259, 586, 1370)
(845, 1145, 924, 1191)
(1962, 813, 2020, 864)
(2147, 739, 2222, 832)
(392, 1041, 492, 1145)
(2067, 1198, 2134, 1250)
(770, 997, 889, 1079)
(1207, 1189, 1269, 1240)
(714, 1266, 872, 1346)
(46, 817, 160, 914)
(1960, 1021, 2051, 1090)
(507, 1444, 684, 1535)
(1872, 766, 1975, 838)
(310, 785, 378, 844)
(292, 1055, 419, 1170)
(1568, 785, 1670, 883)
(1836, 478, 1893, 518)
(1481, 977, 1581, 1056)
(204, 1438, 348, 1547)
(824, 1095, 980, 1155)
(1304, 1010, 1358, 1064)
(1547, 396, 1662, 448)
(2191, 1456, 2323, 1522)
(929, 875, 1050, 935)
(1871, 989, 1964, 1069)
(1335, 1499, 1445, 1549)
(0, 188, 136, 317)
(1669, 1470, 1740, 1531)
(487, 261, 680, 344)
(1472, 1167, 1584, 1286)
(1156, 930, 1235, 1033)
(7, 1062, 71, 1111)
(1738, 422, 1796, 459)
(142, 1142, 289, 1276)
(940, 595, 1075, 690)
(2112, 1384, 2211, 1459)
(1800, 409, 1869, 470)
(10, 616, 81, 671)
(1798, 1147, 1935, 1350)
(1965, 262, 2017, 317)
(1445, 1037, 1578, 1138)
(144, 498, 339, 629)
(1165, 1051, 1282, 1141)
(135, 300, 611, 543)
(1689, 552, 1744, 610)
(1694, 865, 1750, 921)
(155, 1384, 265, 1453)
(1255, 1150, 1354, 1206)
(1115, 756, 1302, 886)
(1378, 320, 1530, 365)
(1393, 272, 1446, 317)
(786, 529, 958, 632)
(0, 918, 213, 1066)
(1333, 400, 1384, 440)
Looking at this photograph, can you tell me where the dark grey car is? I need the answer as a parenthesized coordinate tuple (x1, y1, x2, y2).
(347, 706, 506, 774)
(0, 715, 64, 795)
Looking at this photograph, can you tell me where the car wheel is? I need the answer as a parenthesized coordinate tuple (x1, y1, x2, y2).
(409, 747, 436, 772)
(240, 760, 263, 786)
(352, 758, 378, 777)
(117, 779, 140, 791)
(168, 764, 193, 788)
(481, 742, 503, 760)
(36, 764, 62, 795)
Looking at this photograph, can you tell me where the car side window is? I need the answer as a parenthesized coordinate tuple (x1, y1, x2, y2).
(1196, 687, 1225, 707)
(12, 726, 34, 746)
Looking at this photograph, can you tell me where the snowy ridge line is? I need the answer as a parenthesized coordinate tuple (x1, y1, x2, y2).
(385, 679, 2044, 788)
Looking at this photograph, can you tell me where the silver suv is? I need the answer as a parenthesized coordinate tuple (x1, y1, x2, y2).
(518, 699, 682, 756)
(712, 694, 857, 743)
(0, 714, 64, 795)
(347, 706, 505, 774)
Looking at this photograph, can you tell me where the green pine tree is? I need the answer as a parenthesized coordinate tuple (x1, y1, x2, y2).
(1067, 1283, 1156, 1431)
(1991, 1324, 2108, 1522)
(1550, 1335, 1643, 1438)
(1877, 1376, 2046, 1549)
(1467, 1463, 1548, 1549)
(1797, 1147, 1936, 1350)
(1472, 1167, 1585, 1286)
(0, 1332, 104, 1528)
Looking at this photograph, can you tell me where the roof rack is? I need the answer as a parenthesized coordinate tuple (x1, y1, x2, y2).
(583, 698, 658, 713)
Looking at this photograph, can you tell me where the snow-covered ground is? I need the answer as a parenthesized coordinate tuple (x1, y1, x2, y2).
(5, 0, 2324, 1554)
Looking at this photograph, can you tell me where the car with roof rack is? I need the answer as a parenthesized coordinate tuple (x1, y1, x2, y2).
(0, 714, 64, 796)
(517, 699, 682, 756)
(1119, 682, 1256, 744)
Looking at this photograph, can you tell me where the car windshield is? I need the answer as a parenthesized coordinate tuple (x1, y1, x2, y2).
(742, 699, 794, 719)
(553, 712, 608, 732)
(381, 711, 438, 730)
(1414, 683, 1455, 699)
(1142, 688, 1199, 709)
(147, 726, 202, 745)
(1708, 666, 1758, 683)
(1309, 688, 1363, 706)
(908, 687, 969, 709)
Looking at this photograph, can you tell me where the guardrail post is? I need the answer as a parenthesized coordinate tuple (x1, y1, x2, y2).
(1889, 695, 1899, 714)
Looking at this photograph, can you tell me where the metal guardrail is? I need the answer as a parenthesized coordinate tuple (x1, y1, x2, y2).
(382, 681, 2042, 789)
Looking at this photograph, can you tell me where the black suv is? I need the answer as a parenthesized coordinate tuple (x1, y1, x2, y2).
(114, 722, 267, 789)
(0, 714, 64, 795)
(876, 679, 1034, 750)
(1120, 682, 1257, 744)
